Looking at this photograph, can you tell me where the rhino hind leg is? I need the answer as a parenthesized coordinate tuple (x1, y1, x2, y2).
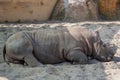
(66, 50, 88, 64)
(5, 32, 42, 67)
(24, 54, 42, 67)
(6, 55, 24, 65)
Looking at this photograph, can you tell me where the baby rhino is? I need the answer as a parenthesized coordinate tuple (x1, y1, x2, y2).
(3, 26, 115, 67)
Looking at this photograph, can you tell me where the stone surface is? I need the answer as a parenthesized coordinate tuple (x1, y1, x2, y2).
(52, 0, 120, 21)
(52, 0, 99, 21)
(0, 0, 57, 22)
(65, 0, 99, 21)
(51, 0, 65, 20)
(0, 0, 120, 22)
(99, 0, 120, 20)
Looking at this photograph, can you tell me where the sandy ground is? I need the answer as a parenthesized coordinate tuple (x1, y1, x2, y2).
(0, 21, 120, 80)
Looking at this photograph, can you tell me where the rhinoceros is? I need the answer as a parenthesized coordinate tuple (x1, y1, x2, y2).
(3, 26, 115, 67)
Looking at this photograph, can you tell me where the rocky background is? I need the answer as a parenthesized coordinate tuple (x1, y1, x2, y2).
(0, 0, 120, 22)
(51, 0, 120, 21)
(0, 0, 57, 22)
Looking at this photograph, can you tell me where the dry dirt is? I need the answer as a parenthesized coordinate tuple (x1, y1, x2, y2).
(0, 21, 120, 80)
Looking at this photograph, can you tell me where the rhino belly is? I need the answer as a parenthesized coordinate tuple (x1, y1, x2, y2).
(33, 44, 64, 64)
(30, 30, 66, 64)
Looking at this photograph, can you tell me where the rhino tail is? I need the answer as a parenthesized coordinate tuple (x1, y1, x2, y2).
(3, 44, 10, 65)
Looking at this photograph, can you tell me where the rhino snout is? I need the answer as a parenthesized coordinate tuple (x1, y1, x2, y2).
(100, 55, 113, 62)
(108, 43, 116, 55)
(106, 53, 115, 61)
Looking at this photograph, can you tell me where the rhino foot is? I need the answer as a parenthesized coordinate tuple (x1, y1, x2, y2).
(66, 50, 88, 64)
(24, 54, 42, 67)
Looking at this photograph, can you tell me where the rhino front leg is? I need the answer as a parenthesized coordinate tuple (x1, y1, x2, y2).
(66, 50, 88, 64)
(24, 54, 42, 67)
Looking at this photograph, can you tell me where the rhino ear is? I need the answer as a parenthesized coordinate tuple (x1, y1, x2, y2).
(94, 26, 102, 37)
(95, 26, 102, 34)
(94, 26, 102, 41)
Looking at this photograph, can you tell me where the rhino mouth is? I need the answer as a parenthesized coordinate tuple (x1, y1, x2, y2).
(98, 56, 113, 62)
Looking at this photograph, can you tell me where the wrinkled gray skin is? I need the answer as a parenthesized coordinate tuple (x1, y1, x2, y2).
(3, 27, 115, 67)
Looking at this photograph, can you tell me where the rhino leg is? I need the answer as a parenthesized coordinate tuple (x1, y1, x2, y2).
(5, 32, 42, 67)
(5, 54, 24, 65)
(66, 50, 88, 64)
(24, 54, 42, 67)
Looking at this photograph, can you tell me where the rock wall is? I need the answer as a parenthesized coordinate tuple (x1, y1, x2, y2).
(0, 0, 120, 22)
(52, 0, 99, 21)
(66, 0, 99, 21)
(50, 0, 65, 20)
(0, 0, 57, 22)
(52, 0, 120, 21)
(99, 0, 120, 20)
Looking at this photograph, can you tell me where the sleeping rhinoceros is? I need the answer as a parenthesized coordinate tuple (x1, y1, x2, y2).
(3, 27, 115, 67)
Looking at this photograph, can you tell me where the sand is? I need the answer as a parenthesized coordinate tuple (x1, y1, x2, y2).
(0, 21, 120, 80)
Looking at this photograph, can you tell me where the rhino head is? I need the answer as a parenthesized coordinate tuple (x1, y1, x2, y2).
(93, 27, 116, 62)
